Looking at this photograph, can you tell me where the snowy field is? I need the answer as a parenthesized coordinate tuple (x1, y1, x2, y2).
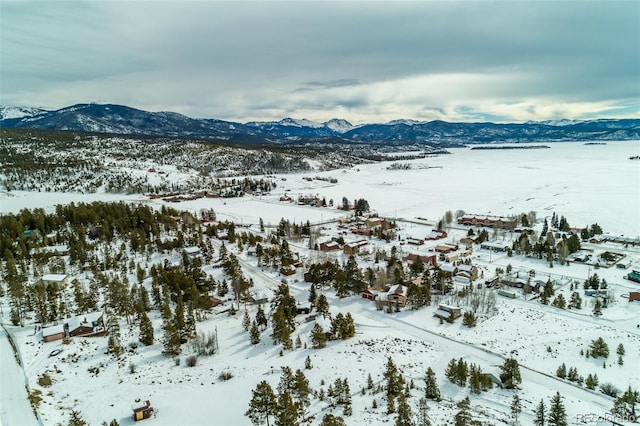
(2, 141, 639, 236)
(1, 141, 639, 426)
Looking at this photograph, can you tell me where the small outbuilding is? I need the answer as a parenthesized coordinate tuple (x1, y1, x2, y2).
(433, 304, 462, 321)
(132, 400, 154, 421)
(42, 325, 65, 343)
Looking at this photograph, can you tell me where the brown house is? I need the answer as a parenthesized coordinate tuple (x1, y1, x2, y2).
(456, 264, 478, 281)
(319, 241, 340, 252)
(405, 253, 438, 268)
(343, 240, 368, 255)
(361, 288, 380, 301)
(425, 230, 447, 240)
(458, 214, 516, 229)
(68, 311, 105, 337)
(377, 284, 408, 308)
(42, 311, 104, 342)
(629, 292, 640, 302)
(435, 244, 458, 254)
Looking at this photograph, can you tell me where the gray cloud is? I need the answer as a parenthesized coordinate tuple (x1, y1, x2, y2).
(1, 1, 638, 123)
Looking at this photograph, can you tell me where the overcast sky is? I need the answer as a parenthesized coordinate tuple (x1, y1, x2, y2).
(2, 1, 639, 123)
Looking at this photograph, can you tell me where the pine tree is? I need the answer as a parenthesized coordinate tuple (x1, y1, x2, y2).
(387, 394, 396, 414)
(246, 380, 277, 426)
(500, 358, 522, 389)
(308, 285, 317, 306)
(304, 355, 312, 370)
(250, 320, 261, 345)
(552, 294, 566, 309)
(454, 397, 473, 426)
(455, 358, 468, 387)
(593, 298, 603, 317)
(256, 306, 268, 330)
(395, 392, 414, 426)
(511, 394, 522, 425)
(416, 397, 431, 426)
(384, 356, 403, 399)
(315, 294, 330, 317)
(174, 293, 186, 333)
(106, 314, 122, 356)
(277, 366, 295, 396)
(424, 367, 440, 400)
(548, 392, 567, 426)
(567, 367, 579, 382)
(344, 313, 356, 338)
(610, 386, 638, 421)
(184, 302, 196, 339)
(585, 373, 597, 390)
(68, 410, 87, 426)
(293, 369, 311, 417)
(342, 379, 352, 416)
(468, 363, 483, 394)
(243, 309, 251, 331)
(445, 358, 458, 384)
(139, 311, 154, 346)
(616, 343, 625, 356)
(534, 399, 546, 426)
(319, 414, 347, 426)
(161, 322, 181, 357)
(589, 337, 609, 358)
(311, 323, 327, 349)
(275, 392, 300, 426)
(569, 292, 582, 309)
(367, 373, 374, 390)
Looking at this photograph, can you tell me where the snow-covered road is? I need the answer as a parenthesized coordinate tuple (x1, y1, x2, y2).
(0, 326, 40, 426)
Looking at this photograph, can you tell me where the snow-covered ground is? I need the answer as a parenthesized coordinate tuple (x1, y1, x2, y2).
(0, 325, 40, 426)
(1, 141, 639, 425)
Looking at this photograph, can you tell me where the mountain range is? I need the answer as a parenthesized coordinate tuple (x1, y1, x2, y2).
(1, 103, 638, 145)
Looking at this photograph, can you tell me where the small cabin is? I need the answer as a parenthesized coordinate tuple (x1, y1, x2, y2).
(433, 304, 462, 321)
(132, 400, 154, 421)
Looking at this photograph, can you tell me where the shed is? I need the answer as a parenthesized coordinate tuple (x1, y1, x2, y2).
(41, 274, 68, 286)
(433, 304, 462, 321)
(132, 400, 154, 421)
(42, 325, 65, 343)
(361, 288, 379, 301)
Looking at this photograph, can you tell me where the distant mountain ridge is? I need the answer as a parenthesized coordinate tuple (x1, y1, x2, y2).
(1, 103, 639, 145)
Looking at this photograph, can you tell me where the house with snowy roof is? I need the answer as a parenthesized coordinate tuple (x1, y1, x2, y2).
(377, 284, 408, 308)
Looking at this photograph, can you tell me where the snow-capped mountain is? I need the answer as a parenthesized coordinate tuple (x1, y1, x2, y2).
(324, 118, 355, 134)
(0, 106, 48, 120)
(386, 119, 425, 126)
(1, 103, 639, 144)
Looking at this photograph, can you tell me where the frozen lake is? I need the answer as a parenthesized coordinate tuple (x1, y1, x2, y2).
(2, 140, 639, 236)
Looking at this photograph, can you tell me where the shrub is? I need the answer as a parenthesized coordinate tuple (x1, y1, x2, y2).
(37, 373, 52, 387)
(600, 383, 620, 398)
(28, 389, 43, 409)
(190, 331, 218, 356)
(218, 371, 233, 381)
(186, 355, 198, 367)
(462, 311, 477, 328)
